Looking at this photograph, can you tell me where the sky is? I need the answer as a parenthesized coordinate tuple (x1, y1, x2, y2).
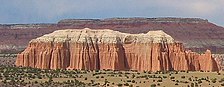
(0, 0, 223, 27)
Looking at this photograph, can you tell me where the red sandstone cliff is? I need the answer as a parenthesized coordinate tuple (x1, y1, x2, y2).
(15, 28, 220, 71)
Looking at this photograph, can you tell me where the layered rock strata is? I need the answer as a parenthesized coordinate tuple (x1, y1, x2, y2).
(1, 17, 224, 54)
(15, 28, 219, 71)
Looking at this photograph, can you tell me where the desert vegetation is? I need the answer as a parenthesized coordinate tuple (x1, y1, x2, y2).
(0, 54, 16, 67)
(0, 65, 223, 87)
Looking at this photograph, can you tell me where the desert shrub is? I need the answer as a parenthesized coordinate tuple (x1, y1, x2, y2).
(163, 76, 167, 78)
(181, 76, 185, 79)
(117, 83, 122, 86)
(124, 83, 129, 86)
(153, 79, 155, 82)
(161, 71, 167, 74)
(221, 83, 224, 86)
(195, 83, 198, 87)
(132, 74, 135, 78)
(104, 80, 109, 85)
(125, 72, 130, 74)
(90, 80, 95, 84)
(157, 79, 162, 82)
(191, 83, 194, 87)
(183, 81, 189, 83)
(151, 84, 156, 87)
(119, 75, 122, 77)
(95, 70, 99, 72)
(211, 80, 216, 83)
(118, 71, 123, 74)
(198, 80, 202, 84)
(220, 78, 224, 82)
(127, 80, 131, 82)
(211, 78, 217, 83)
(201, 77, 206, 80)
(34, 81, 38, 84)
(132, 80, 135, 83)
(170, 76, 175, 79)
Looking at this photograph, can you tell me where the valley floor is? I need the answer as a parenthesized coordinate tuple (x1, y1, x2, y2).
(0, 66, 223, 87)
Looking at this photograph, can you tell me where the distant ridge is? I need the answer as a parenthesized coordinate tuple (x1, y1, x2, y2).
(0, 17, 223, 55)
(58, 17, 209, 24)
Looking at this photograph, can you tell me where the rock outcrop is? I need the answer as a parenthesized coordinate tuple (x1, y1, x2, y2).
(15, 28, 220, 71)
(213, 54, 224, 70)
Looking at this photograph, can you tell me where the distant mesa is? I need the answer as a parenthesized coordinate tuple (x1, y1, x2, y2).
(1, 17, 223, 55)
(58, 17, 209, 25)
(15, 28, 219, 71)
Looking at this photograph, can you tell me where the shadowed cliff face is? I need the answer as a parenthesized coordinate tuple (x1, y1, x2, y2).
(15, 29, 220, 71)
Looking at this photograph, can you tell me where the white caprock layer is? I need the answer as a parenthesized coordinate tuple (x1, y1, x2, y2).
(31, 28, 174, 44)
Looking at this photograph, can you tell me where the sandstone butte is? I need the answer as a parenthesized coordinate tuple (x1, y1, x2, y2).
(15, 28, 220, 71)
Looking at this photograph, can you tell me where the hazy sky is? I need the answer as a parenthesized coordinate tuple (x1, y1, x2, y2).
(0, 0, 223, 26)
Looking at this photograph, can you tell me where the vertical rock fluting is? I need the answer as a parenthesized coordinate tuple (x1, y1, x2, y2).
(15, 28, 220, 71)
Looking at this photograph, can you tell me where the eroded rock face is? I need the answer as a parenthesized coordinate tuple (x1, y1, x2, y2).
(15, 28, 220, 71)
